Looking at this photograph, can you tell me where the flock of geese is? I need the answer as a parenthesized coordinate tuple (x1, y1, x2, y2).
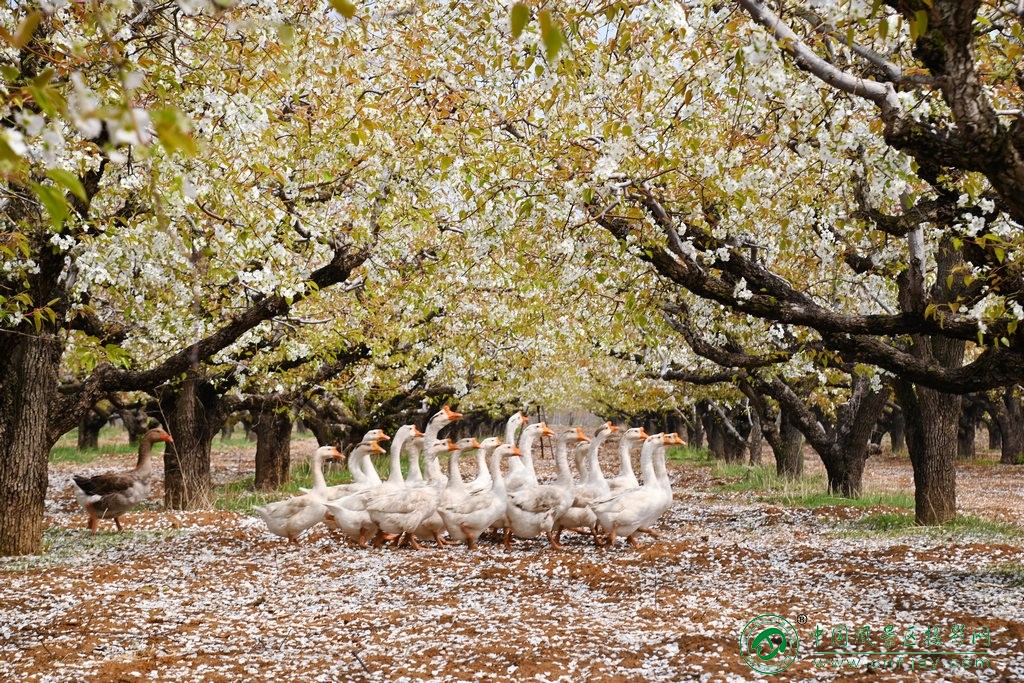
(253, 407, 683, 550)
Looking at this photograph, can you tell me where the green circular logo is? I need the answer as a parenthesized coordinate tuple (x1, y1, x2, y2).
(739, 614, 799, 674)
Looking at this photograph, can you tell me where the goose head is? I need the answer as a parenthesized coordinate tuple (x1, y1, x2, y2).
(314, 445, 344, 463)
(519, 421, 554, 442)
(360, 428, 390, 443)
(454, 436, 482, 452)
(621, 426, 649, 443)
(144, 428, 174, 445)
(477, 436, 503, 452)
(392, 424, 424, 442)
(494, 443, 523, 459)
(430, 405, 463, 427)
(507, 411, 529, 427)
(595, 421, 619, 439)
(561, 426, 591, 446)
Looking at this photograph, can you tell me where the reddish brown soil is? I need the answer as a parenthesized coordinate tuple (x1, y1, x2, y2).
(2, 438, 1022, 682)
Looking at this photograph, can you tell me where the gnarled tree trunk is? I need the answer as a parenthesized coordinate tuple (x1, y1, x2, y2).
(896, 381, 960, 525)
(992, 388, 1024, 464)
(253, 403, 293, 490)
(747, 409, 764, 466)
(159, 374, 223, 509)
(775, 412, 804, 480)
(77, 401, 115, 450)
(0, 334, 61, 555)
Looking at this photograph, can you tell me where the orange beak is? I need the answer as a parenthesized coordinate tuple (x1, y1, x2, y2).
(471, 437, 482, 448)
(378, 432, 390, 441)
(638, 427, 649, 439)
(412, 425, 424, 437)
(521, 411, 530, 424)
(541, 422, 555, 437)
(510, 445, 523, 456)
(606, 422, 619, 433)
(575, 427, 591, 443)
(443, 405, 463, 421)
(370, 442, 386, 454)
(331, 447, 344, 460)
(162, 434, 174, 444)
(446, 438, 459, 451)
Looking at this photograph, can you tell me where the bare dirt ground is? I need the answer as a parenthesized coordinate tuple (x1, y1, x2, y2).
(2, 437, 1023, 682)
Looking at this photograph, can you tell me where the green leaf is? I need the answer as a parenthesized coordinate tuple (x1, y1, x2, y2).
(152, 107, 198, 156)
(10, 11, 42, 49)
(31, 182, 70, 231)
(510, 3, 530, 39)
(538, 10, 564, 61)
(277, 23, 295, 46)
(994, 246, 1006, 264)
(46, 169, 87, 202)
(910, 10, 929, 41)
(330, 0, 357, 19)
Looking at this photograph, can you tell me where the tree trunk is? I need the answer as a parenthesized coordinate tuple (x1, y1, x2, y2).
(77, 409, 105, 450)
(747, 409, 763, 466)
(888, 408, 906, 454)
(159, 375, 221, 509)
(995, 389, 1024, 465)
(705, 414, 725, 460)
(118, 406, 150, 444)
(0, 334, 61, 555)
(723, 432, 747, 463)
(824, 449, 866, 497)
(686, 404, 705, 449)
(775, 413, 804, 480)
(957, 412, 976, 460)
(254, 405, 293, 490)
(895, 381, 959, 525)
(987, 419, 1002, 450)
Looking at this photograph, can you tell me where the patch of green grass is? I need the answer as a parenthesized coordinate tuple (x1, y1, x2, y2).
(49, 441, 139, 464)
(771, 490, 915, 510)
(214, 459, 356, 513)
(665, 446, 711, 465)
(711, 463, 828, 495)
(50, 425, 156, 463)
(0, 526, 178, 572)
(846, 512, 1024, 539)
(987, 562, 1024, 587)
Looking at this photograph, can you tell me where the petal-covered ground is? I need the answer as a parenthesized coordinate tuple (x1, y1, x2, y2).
(2, 440, 1022, 682)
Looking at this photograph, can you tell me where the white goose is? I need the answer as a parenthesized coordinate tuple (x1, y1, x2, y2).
(252, 445, 343, 544)
(365, 439, 458, 550)
(551, 427, 592, 539)
(506, 421, 555, 492)
(411, 437, 458, 546)
(323, 426, 420, 546)
(572, 440, 591, 482)
(438, 442, 521, 549)
(506, 426, 588, 550)
(503, 411, 530, 478)
(590, 432, 674, 548)
(563, 422, 619, 534)
(439, 437, 483, 511)
(417, 405, 463, 488)
(606, 427, 649, 495)
(301, 428, 390, 497)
